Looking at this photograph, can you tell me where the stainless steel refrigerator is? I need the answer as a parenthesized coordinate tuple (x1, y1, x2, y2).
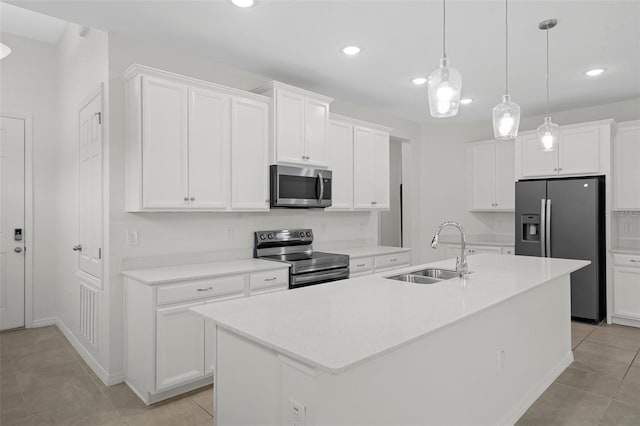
(515, 176, 606, 322)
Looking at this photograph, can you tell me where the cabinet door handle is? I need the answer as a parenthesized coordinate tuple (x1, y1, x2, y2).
(264, 277, 277, 282)
(630, 259, 640, 263)
(371, 201, 377, 205)
(356, 263, 366, 267)
(197, 287, 213, 292)
(184, 197, 189, 201)
(190, 197, 195, 201)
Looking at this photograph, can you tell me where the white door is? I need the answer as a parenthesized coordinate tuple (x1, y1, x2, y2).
(494, 141, 515, 210)
(372, 130, 390, 210)
(156, 302, 205, 391)
(304, 98, 329, 168)
(558, 126, 600, 175)
(230, 97, 269, 211)
(141, 76, 189, 209)
(326, 120, 353, 210)
(614, 123, 640, 210)
(275, 90, 305, 165)
(188, 88, 229, 210)
(0, 116, 25, 330)
(470, 142, 496, 210)
(353, 126, 373, 209)
(78, 93, 103, 278)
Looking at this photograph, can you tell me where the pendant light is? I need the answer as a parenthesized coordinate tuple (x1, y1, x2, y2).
(492, 0, 520, 139)
(537, 19, 559, 151)
(427, 0, 462, 118)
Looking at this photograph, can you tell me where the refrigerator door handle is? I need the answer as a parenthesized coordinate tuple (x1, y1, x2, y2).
(546, 198, 552, 257)
(540, 199, 547, 257)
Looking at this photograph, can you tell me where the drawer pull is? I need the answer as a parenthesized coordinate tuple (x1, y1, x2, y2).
(356, 263, 366, 267)
(389, 258, 397, 262)
(197, 287, 213, 292)
(264, 277, 277, 282)
(630, 259, 640, 263)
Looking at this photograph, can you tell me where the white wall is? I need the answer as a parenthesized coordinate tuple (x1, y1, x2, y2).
(55, 24, 109, 370)
(0, 33, 58, 324)
(106, 33, 422, 377)
(417, 98, 640, 263)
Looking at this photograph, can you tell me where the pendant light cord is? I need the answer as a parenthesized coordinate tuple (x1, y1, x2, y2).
(504, 0, 508, 94)
(442, 0, 447, 58)
(545, 27, 550, 116)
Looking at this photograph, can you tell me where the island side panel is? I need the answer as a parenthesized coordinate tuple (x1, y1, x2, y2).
(314, 274, 572, 426)
(213, 274, 572, 425)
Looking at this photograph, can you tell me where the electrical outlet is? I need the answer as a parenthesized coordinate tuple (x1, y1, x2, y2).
(289, 399, 306, 426)
(127, 230, 139, 246)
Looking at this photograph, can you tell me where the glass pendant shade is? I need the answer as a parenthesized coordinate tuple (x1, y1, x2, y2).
(492, 94, 521, 139)
(427, 57, 462, 118)
(536, 116, 559, 151)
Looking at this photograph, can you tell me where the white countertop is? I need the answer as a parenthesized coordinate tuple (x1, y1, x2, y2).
(191, 254, 588, 374)
(121, 258, 289, 285)
(438, 234, 514, 247)
(329, 245, 410, 259)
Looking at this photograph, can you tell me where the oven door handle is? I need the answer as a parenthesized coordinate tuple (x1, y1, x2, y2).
(317, 172, 324, 202)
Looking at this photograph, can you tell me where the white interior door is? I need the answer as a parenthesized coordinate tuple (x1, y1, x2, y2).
(78, 92, 103, 278)
(0, 116, 25, 330)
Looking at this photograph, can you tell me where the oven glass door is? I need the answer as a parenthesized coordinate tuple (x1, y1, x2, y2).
(290, 267, 349, 289)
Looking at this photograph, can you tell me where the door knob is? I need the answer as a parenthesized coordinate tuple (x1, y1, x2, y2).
(14, 247, 23, 253)
(72, 244, 83, 252)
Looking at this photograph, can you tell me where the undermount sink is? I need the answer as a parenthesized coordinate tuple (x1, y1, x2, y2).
(386, 268, 460, 285)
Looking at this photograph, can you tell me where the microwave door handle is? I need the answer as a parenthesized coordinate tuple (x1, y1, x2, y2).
(317, 172, 324, 202)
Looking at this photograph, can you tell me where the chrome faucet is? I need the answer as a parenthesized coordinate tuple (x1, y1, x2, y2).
(430, 221, 469, 277)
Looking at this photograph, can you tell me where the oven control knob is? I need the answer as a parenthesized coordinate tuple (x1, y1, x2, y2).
(299, 231, 305, 237)
(260, 234, 266, 240)
(268, 234, 274, 240)
(306, 231, 311, 237)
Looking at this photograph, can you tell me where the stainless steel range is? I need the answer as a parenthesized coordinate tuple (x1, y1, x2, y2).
(254, 229, 349, 289)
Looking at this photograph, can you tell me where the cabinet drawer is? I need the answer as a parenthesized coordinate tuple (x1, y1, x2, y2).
(466, 245, 502, 255)
(157, 275, 245, 306)
(249, 269, 289, 291)
(350, 256, 374, 274)
(613, 254, 640, 268)
(375, 252, 410, 271)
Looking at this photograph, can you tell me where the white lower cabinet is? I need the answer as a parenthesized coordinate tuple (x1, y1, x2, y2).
(156, 303, 206, 391)
(349, 250, 411, 277)
(124, 265, 288, 404)
(444, 244, 512, 259)
(612, 254, 640, 323)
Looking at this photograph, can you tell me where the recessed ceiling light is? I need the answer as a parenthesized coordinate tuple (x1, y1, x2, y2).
(231, 0, 255, 8)
(342, 46, 361, 56)
(585, 68, 605, 77)
(412, 77, 427, 85)
(460, 98, 473, 105)
(0, 43, 11, 60)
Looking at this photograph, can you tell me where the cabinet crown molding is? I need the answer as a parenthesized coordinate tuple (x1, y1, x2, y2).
(122, 63, 270, 103)
(251, 80, 334, 104)
(330, 113, 393, 134)
(516, 118, 615, 136)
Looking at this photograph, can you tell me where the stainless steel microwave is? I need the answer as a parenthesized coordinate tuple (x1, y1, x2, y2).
(270, 165, 332, 208)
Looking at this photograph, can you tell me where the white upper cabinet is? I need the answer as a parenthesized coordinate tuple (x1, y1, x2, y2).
(468, 140, 514, 211)
(614, 121, 640, 210)
(372, 130, 390, 210)
(515, 120, 612, 180)
(125, 65, 270, 212)
(230, 97, 270, 211)
(327, 118, 354, 210)
(188, 87, 230, 210)
(253, 81, 332, 168)
(353, 124, 391, 211)
(140, 76, 189, 209)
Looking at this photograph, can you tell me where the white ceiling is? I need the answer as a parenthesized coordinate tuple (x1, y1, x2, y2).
(0, 2, 66, 44)
(4, 0, 640, 124)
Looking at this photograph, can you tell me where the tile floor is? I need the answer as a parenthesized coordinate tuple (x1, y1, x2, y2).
(1, 322, 639, 425)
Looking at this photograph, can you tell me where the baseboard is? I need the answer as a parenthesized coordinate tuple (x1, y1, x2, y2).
(611, 316, 640, 329)
(500, 350, 574, 426)
(54, 317, 125, 386)
(31, 317, 57, 327)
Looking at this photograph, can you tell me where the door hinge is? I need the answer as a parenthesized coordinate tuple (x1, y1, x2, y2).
(98, 248, 102, 259)
(95, 112, 102, 125)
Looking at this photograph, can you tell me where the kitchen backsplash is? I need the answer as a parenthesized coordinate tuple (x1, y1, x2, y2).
(613, 212, 640, 249)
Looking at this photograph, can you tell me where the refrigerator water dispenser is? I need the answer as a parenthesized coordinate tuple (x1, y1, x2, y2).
(521, 214, 540, 241)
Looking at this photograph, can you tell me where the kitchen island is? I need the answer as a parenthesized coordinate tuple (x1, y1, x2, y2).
(191, 254, 589, 426)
